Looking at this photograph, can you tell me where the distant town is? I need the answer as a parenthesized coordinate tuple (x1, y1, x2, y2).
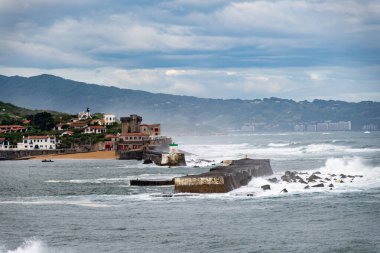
(0, 107, 168, 153)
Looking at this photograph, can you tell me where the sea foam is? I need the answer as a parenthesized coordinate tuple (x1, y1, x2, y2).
(1, 239, 51, 253)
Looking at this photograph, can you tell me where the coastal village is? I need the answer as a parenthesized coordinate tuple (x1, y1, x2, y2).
(0, 108, 182, 164)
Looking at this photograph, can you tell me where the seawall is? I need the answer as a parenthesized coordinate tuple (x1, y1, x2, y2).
(0, 149, 77, 160)
(174, 158, 273, 193)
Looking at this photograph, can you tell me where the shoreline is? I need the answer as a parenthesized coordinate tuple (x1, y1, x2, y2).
(30, 151, 118, 160)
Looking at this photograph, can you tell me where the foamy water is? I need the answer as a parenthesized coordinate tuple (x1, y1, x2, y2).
(1, 132, 379, 253)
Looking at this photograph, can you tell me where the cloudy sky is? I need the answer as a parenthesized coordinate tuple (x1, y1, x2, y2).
(0, 0, 379, 101)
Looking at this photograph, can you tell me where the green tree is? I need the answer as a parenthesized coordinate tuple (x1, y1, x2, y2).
(32, 112, 55, 131)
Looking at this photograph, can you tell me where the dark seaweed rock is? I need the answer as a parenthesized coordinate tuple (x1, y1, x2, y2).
(313, 171, 321, 174)
(143, 159, 152, 164)
(324, 177, 331, 181)
(311, 183, 324, 187)
(299, 179, 308, 184)
(328, 183, 334, 187)
(340, 174, 347, 178)
(304, 185, 310, 189)
(280, 188, 288, 193)
(261, 184, 271, 190)
(308, 174, 321, 182)
(268, 177, 278, 183)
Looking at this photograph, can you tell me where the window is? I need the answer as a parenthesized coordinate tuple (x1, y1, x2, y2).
(24, 140, 27, 143)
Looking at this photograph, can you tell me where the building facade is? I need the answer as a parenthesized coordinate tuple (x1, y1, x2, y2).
(17, 136, 57, 150)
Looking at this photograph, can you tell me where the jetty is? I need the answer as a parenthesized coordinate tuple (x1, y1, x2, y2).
(174, 158, 273, 193)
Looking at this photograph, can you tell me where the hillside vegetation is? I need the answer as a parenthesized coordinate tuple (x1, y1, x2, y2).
(0, 74, 379, 133)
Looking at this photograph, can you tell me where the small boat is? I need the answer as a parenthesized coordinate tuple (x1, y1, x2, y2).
(364, 131, 371, 134)
(42, 159, 54, 162)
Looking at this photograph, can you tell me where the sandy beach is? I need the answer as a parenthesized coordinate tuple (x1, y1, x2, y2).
(30, 151, 118, 160)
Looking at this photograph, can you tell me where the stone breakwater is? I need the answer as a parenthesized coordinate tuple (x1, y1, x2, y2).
(174, 159, 273, 193)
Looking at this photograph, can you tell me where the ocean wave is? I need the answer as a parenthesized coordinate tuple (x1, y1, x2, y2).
(182, 142, 380, 162)
(231, 156, 380, 198)
(0, 239, 53, 253)
(0, 197, 112, 208)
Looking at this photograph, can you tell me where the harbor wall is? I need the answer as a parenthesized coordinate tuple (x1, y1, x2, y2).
(174, 159, 273, 193)
(0, 149, 77, 160)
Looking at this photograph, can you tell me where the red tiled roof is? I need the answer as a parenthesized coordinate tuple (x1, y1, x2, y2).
(88, 126, 106, 129)
(25, 136, 51, 140)
(0, 137, 5, 141)
(105, 134, 117, 138)
(120, 133, 149, 136)
(0, 125, 25, 129)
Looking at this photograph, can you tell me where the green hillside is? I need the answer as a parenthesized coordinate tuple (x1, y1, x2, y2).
(0, 74, 379, 133)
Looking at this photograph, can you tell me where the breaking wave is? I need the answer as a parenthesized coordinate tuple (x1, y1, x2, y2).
(232, 156, 380, 197)
(0, 239, 63, 253)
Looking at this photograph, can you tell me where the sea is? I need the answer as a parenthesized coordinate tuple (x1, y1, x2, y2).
(0, 131, 379, 253)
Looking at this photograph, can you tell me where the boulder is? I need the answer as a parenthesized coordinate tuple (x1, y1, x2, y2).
(313, 171, 321, 174)
(340, 174, 347, 179)
(143, 159, 153, 164)
(328, 183, 334, 187)
(304, 185, 310, 189)
(268, 177, 278, 183)
(299, 179, 308, 184)
(308, 174, 321, 182)
(311, 183, 324, 187)
(261, 184, 271, 190)
(280, 188, 288, 193)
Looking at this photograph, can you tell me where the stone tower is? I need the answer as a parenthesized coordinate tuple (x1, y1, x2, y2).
(120, 115, 143, 134)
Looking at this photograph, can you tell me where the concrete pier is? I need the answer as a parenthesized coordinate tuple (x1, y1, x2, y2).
(174, 158, 273, 193)
(143, 150, 186, 166)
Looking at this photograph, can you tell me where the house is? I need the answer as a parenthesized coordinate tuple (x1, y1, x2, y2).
(0, 125, 27, 133)
(78, 108, 91, 120)
(140, 124, 161, 136)
(0, 138, 7, 150)
(60, 130, 74, 136)
(103, 114, 116, 125)
(84, 126, 106, 134)
(117, 133, 149, 151)
(90, 119, 105, 126)
(17, 136, 57, 150)
(69, 121, 88, 129)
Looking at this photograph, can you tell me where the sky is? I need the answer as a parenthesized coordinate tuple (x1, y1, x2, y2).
(0, 0, 379, 101)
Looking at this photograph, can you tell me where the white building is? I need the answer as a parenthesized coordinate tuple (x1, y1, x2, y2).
(78, 108, 91, 120)
(84, 126, 106, 134)
(17, 136, 57, 150)
(103, 114, 116, 125)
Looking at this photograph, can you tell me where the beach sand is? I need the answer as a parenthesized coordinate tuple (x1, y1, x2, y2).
(31, 151, 118, 160)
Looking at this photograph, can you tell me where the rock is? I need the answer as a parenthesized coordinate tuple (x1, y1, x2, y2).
(193, 165, 200, 168)
(304, 185, 310, 189)
(324, 177, 331, 181)
(261, 184, 271, 190)
(340, 174, 347, 179)
(308, 174, 321, 181)
(247, 193, 254, 197)
(143, 159, 153, 164)
(335, 179, 344, 183)
(328, 183, 334, 187)
(298, 172, 309, 175)
(347, 175, 355, 178)
(299, 179, 308, 184)
(281, 175, 291, 182)
(329, 174, 336, 177)
(311, 183, 324, 187)
(280, 188, 288, 193)
(268, 177, 278, 183)
(313, 171, 321, 174)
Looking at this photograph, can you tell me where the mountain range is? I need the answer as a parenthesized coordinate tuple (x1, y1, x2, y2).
(0, 74, 379, 134)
